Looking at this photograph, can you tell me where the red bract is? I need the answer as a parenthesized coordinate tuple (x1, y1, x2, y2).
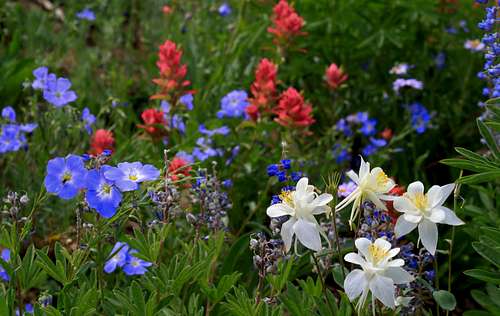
(267, 0, 305, 43)
(246, 58, 278, 120)
(386, 185, 406, 224)
(273, 87, 315, 128)
(381, 128, 393, 141)
(137, 108, 166, 138)
(162, 5, 172, 15)
(151, 40, 191, 100)
(90, 129, 115, 155)
(325, 63, 348, 90)
(168, 157, 192, 183)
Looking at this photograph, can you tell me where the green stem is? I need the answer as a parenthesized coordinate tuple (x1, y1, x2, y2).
(312, 252, 335, 315)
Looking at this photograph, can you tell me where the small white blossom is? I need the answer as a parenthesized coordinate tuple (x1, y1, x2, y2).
(335, 156, 395, 229)
(393, 181, 465, 255)
(266, 177, 333, 253)
(344, 238, 414, 310)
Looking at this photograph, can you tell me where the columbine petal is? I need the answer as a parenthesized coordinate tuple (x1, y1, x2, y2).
(295, 177, 309, 195)
(344, 269, 367, 301)
(418, 219, 438, 255)
(344, 252, 366, 266)
(374, 238, 392, 252)
(393, 196, 419, 214)
(366, 191, 387, 210)
(384, 267, 414, 284)
(369, 274, 396, 308)
(346, 170, 359, 184)
(428, 184, 454, 208)
(407, 181, 424, 196)
(355, 238, 372, 258)
(436, 206, 465, 226)
(394, 216, 418, 238)
(386, 258, 405, 267)
(294, 219, 322, 251)
(403, 213, 423, 223)
(312, 193, 333, 207)
(281, 218, 296, 252)
(428, 206, 446, 223)
(267, 203, 293, 217)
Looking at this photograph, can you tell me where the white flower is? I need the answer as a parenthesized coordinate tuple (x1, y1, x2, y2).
(344, 238, 414, 310)
(335, 156, 395, 228)
(266, 177, 333, 253)
(393, 181, 465, 255)
(389, 63, 411, 75)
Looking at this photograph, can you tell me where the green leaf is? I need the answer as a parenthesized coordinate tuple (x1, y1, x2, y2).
(440, 158, 493, 173)
(464, 269, 500, 284)
(477, 119, 499, 159)
(472, 241, 500, 268)
(433, 290, 456, 311)
(458, 171, 500, 185)
(332, 265, 349, 288)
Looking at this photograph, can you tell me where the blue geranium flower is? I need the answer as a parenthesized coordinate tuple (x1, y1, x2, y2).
(32, 67, 55, 90)
(104, 242, 129, 273)
(104, 162, 160, 192)
(76, 8, 96, 21)
(81, 107, 96, 135)
(336, 118, 352, 136)
(0, 248, 10, 281)
(359, 118, 377, 136)
(85, 166, 122, 218)
(2, 106, 16, 122)
(0, 125, 23, 153)
(192, 137, 221, 161)
(217, 90, 249, 118)
(43, 77, 78, 108)
(123, 251, 153, 276)
(44, 155, 87, 200)
(198, 124, 230, 136)
(407, 103, 431, 134)
(179, 94, 194, 110)
(218, 3, 232, 16)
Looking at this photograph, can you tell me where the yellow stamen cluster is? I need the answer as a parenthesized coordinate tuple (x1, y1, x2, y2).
(376, 171, 390, 186)
(368, 244, 388, 264)
(279, 190, 294, 207)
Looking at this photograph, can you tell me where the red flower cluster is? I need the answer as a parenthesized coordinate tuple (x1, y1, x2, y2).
(137, 108, 166, 138)
(162, 5, 172, 15)
(246, 58, 278, 120)
(273, 87, 314, 128)
(168, 157, 192, 183)
(151, 40, 191, 100)
(90, 129, 115, 155)
(267, 0, 305, 43)
(325, 63, 348, 90)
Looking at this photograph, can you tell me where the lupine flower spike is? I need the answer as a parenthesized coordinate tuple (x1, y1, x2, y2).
(335, 156, 395, 229)
(266, 177, 333, 253)
(393, 181, 465, 255)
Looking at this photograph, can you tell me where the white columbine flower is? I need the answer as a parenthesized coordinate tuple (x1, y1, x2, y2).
(266, 177, 333, 253)
(335, 157, 395, 228)
(393, 181, 465, 255)
(344, 238, 414, 310)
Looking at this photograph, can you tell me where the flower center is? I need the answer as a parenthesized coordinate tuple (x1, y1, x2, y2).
(279, 190, 294, 208)
(368, 244, 388, 264)
(102, 184, 112, 195)
(376, 171, 390, 186)
(62, 172, 72, 183)
(412, 192, 428, 211)
(131, 260, 140, 267)
(128, 174, 138, 181)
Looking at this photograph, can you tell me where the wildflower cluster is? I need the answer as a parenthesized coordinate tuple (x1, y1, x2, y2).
(246, 58, 278, 120)
(32, 67, 77, 108)
(267, 0, 305, 48)
(104, 242, 153, 276)
(44, 154, 159, 217)
(0, 106, 37, 154)
(334, 112, 388, 163)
